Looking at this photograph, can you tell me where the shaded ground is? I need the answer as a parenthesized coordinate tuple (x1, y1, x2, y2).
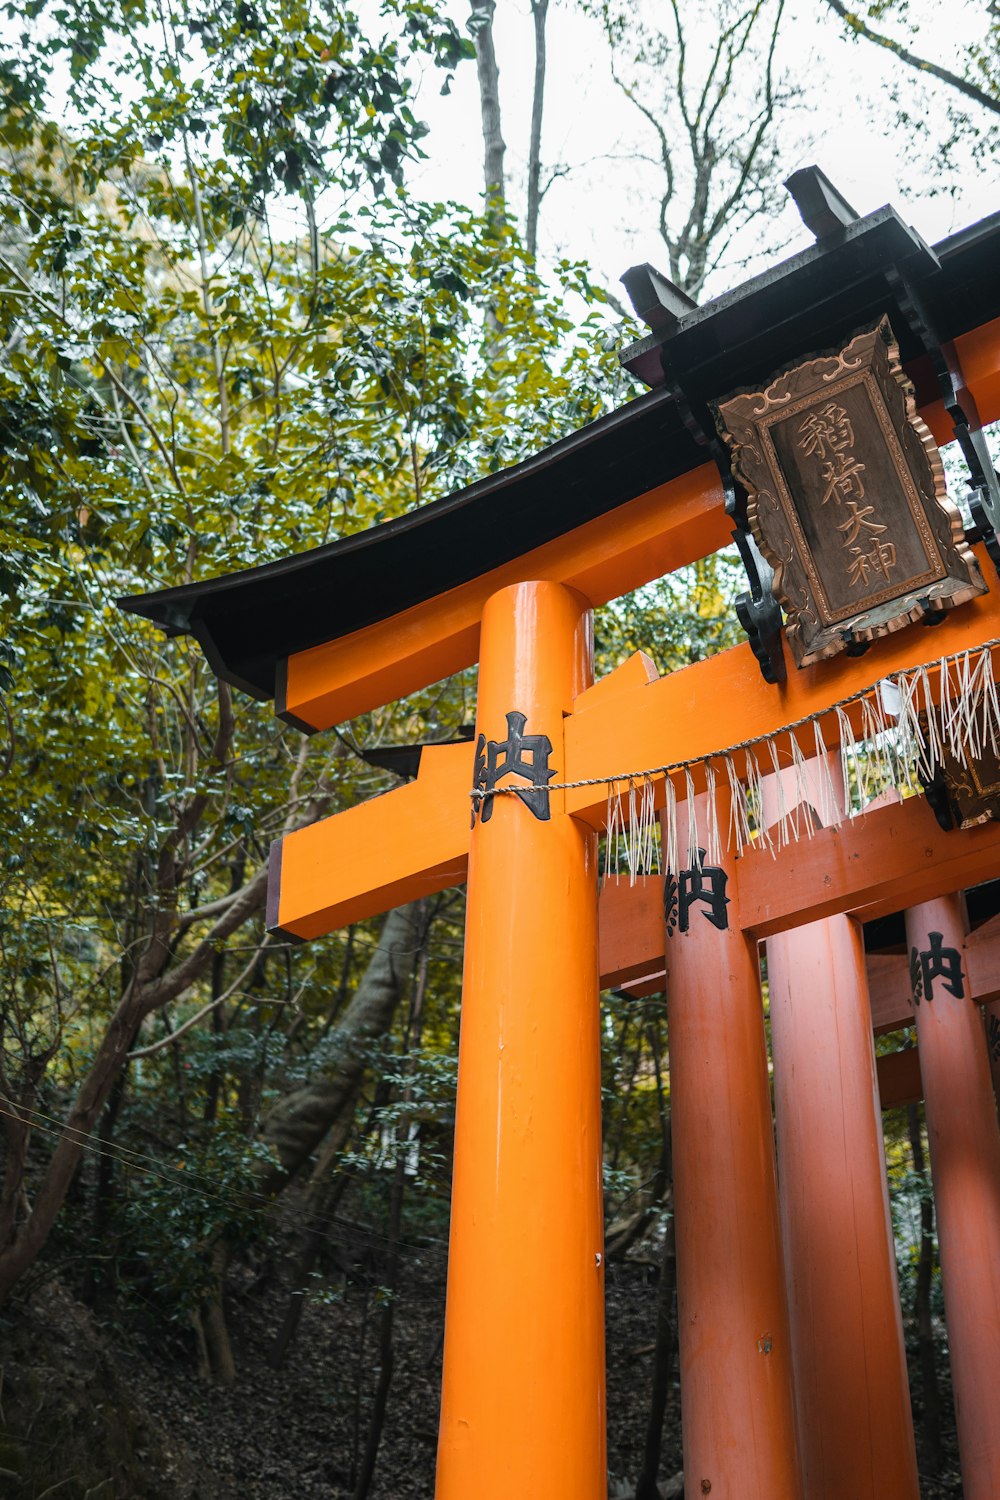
(1, 1241, 961, 1499)
(125, 1253, 682, 1499)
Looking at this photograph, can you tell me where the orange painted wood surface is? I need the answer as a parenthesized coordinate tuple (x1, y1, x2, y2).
(738, 796, 1000, 938)
(271, 579, 1000, 941)
(565, 548, 1000, 828)
(281, 323, 1000, 729)
(905, 896, 1000, 1500)
(664, 794, 804, 1498)
(876, 1047, 923, 1109)
(269, 739, 473, 939)
(768, 916, 919, 1499)
(436, 582, 607, 1500)
(598, 877, 665, 988)
(596, 802, 1000, 986)
(283, 466, 727, 730)
(966, 912, 1000, 1006)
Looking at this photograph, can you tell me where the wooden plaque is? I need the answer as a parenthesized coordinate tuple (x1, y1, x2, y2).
(714, 318, 985, 667)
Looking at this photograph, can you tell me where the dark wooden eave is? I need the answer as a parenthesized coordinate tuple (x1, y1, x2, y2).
(118, 204, 1000, 702)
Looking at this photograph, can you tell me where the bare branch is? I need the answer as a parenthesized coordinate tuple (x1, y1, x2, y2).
(820, 0, 1000, 116)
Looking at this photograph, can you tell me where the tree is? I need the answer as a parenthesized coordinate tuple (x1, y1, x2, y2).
(819, 0, 999, 118)
(467, 0, 553, 257)
(0, 0, 615, 1314)
(584, 0, 792, 298)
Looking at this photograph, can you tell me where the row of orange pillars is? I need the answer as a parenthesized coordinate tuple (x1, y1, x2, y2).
(433, 580, 1000, 1500)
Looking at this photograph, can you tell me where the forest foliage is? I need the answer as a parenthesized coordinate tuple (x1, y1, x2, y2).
(0, 0, 998, 1495)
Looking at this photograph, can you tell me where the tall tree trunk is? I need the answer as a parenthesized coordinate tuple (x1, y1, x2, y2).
(267, 1112, 358, 1368)
(194, 1240, 237, 1385)
(635, 1185, 677, 1500)
(470, 0, 505, 226)
(0, 991, 146, 1304)
(635, 1026, 675, 1500)
(257, 902, 426, 1195)
(207, 901, 426, 1379)
(526, 0, 549, 259)
(351, 941, 428, 1500)
(351, 1150, 405, 1500)
(0, 859, 269, 1308)
(907, 1103, 943, 1475)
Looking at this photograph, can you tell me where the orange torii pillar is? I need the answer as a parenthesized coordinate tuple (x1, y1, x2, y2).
(663, 795, 804, 1499)
(436, 581, 606, 1500)
(905, 895, 1000, 1499)
(763, 772, 919, 1500)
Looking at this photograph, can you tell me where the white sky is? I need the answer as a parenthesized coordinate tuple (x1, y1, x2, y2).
(407, 0, 1000, 303)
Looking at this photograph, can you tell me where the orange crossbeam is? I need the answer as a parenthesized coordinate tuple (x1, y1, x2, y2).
(281, 466, 728, 730)
(598, 804, 1000, 980)
(738, 798, 1000, 937)
(281, 322, 1000, 730)
(566, 545, 1000, 828)
(596, 796, 1000, 970)
(269, 740, 473, 940)
(271, 566, 1000, 940)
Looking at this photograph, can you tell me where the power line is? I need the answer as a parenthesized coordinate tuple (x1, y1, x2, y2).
(0, 1100, 449, 1266)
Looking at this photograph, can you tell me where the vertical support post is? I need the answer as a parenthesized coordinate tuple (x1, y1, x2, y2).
(905, 895, 1000, 1500)
(664, 795, 803, 1500)
(436, 581, 606, 1500)
(768, 920, 920, 1499)
(763, 764, 919, 1500)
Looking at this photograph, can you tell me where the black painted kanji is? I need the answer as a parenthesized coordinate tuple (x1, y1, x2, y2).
(909, 931, 965, 1004)
(664, 851, 730, 936)
(472, 711, 555, 826)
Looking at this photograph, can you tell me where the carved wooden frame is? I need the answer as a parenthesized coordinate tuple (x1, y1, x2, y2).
(714, 318, 985, 667)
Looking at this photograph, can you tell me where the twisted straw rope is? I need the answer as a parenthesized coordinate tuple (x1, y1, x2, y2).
(468, 634, 1000, 802)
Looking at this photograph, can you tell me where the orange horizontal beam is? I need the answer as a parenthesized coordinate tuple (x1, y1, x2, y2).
(598, 877, 664, 989)
(281, 321, 1000, 731)
(277, 451, 1000, 943)
(921, 318, 1000, 446)
(272, 578, 1000, 938)
(596, 801, 1000, 976)
(269, 740, 473, 940)
(867, 954, 913, 1035)
(738, 797, 1000, 938)
(566, 549, 1000, 829)
(282, 465, 728, 730)
(604, 900, 1000, 1031)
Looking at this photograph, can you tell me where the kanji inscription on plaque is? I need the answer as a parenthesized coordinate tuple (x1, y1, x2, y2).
(714, 318, 985, 667)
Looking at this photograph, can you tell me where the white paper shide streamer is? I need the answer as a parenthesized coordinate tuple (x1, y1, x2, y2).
(597, 640, 1000, 887)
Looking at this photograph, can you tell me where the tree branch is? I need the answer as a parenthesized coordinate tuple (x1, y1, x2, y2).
(820, 0, 1000, 115)
(526, 0, 549, 259)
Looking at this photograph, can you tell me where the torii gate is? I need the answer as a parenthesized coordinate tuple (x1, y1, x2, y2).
(123, 183, 1000, 1498)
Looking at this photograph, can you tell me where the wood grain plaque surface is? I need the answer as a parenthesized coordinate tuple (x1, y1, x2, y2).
(715, 318, 985, 666)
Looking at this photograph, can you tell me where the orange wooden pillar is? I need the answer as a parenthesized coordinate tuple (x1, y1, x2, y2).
(436, 581, 606, 1500)
(762, 764, 919, 1500)
(767, 918, 920, 1499)
(905, 894, 1000, 1500)
(664, 796, 804, 1499)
